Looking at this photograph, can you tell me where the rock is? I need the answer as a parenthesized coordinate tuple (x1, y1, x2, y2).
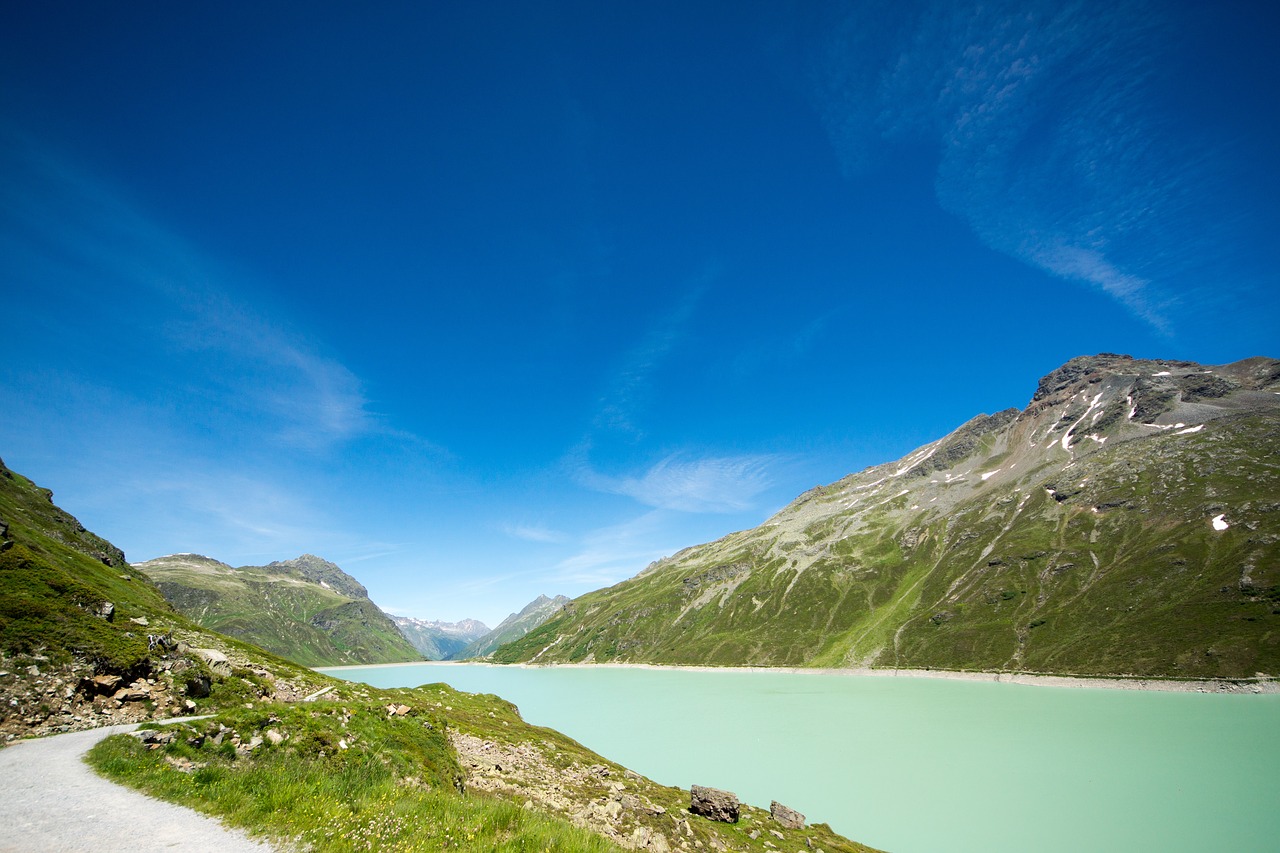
(690, 785, 739, 823)
(183, 698, 198, 712)
(631, 827, 671, 852)
(128, 616, 149, 627)
(129, 728, 175, 745)
(266, 728, 284, 745)
(770, 800, 806, 829)
(112, 686, 149, 702)
(185, 675, 211, 698)
(192, 649, 232, 676)
(96, 602, 115, 621)
(89, 674, 122, 695)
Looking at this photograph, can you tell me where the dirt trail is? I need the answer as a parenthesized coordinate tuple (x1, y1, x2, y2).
(0, 721, 277, 852)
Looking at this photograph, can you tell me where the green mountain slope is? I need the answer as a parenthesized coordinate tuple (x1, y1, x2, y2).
(455, 594, 570, 659)
(495, 355, 1280, 679)
(0, 456, 335, 741)
(134, 553, 422, 667)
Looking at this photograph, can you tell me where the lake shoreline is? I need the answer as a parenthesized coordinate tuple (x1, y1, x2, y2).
(317, 660, 1279, 694)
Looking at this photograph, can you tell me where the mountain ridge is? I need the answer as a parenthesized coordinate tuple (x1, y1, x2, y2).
(392, 614, 490, 660)
(456, 594, 571, 660)
(494, 354, 1280, 678)
(134, 552, 423, 667)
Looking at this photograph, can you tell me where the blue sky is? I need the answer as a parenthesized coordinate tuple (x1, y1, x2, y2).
(2, 1, 1277, 626)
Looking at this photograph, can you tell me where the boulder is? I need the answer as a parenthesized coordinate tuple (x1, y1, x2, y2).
(112, 685, 149, 702)
(129, 728, 176, 746)
(690, 785, 739, 823)
(89, 674, 122, 695)
(192, 649, 232, 676)
(770, 800, 806, 829)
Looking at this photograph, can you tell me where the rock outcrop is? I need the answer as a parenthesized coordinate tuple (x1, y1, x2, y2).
(690, 785, 739, 823)
(770, 800, 805, 828)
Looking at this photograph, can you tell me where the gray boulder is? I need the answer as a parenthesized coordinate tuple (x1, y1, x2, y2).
(770, 800, 806, 829)
(192, 648, 233, 676)
(690, 785, 739, 823)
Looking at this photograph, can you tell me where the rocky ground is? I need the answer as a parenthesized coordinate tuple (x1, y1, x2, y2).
(0, 627, 326, 742)
(451, 730, 849, 853)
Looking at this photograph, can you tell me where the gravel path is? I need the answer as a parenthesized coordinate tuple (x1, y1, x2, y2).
(0, 721, 278, 852)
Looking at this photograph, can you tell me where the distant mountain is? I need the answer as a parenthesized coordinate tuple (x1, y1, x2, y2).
(455, 594, 570, 659)
(391, 615, 489, 660)
(134, 553, 422, 667)
(495, 355, 1280, 679)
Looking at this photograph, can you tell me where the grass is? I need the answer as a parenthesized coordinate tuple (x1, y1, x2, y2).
(88, 698, 622, 852)
(88, 683, 881, 853)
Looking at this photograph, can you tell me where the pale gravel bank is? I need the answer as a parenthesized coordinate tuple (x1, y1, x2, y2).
(0, 720, 279, 853)
(316, 660, 1279, 694)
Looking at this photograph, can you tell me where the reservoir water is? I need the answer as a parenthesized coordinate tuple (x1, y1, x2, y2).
(319, 663, 1279, 853)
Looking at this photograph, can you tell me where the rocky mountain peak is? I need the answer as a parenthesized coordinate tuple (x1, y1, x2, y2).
(265, 554, 369, 600)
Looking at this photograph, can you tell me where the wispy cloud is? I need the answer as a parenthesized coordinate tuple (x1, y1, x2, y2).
(592, 271, 713, 439)
(502, 523, 569, 544)
(0, 133, 399, 452)
(575, 452, 775, 513)
(548, 510, 677, 587)
(119, 463, 338, 562)
(811, 0, 1193, 331)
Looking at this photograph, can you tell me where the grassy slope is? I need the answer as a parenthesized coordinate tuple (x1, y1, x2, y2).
(89, 682, 878, 853)
(138, 556, 422, 667)
(496, 413, 1280, 678)
(0, 464, 171, 675)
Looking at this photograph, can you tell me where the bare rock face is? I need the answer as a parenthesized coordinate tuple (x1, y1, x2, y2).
(770, 800, 806, 828)
(690, 785, 739, 823)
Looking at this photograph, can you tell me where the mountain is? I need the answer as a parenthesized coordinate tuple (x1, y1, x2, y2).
(392, 615, 490, 660)
(134, 553, 423, 667)
(0, 456, 335, 741)
(455, 594, 571, 659)
(494, 355, 1280, 679)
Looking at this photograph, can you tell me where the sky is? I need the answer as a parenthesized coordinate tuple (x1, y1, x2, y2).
(2, 1, 1277, 626)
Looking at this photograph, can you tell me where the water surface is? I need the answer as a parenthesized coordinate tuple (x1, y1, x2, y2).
(320, 663, 1279, 853)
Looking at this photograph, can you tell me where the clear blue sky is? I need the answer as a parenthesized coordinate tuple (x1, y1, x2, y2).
(3, 1, 1277, 625)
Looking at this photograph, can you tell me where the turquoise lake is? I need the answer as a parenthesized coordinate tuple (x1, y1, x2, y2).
(318, 663, 1280, 853)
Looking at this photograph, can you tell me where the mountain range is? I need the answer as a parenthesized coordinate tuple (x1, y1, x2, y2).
(134, 552, 423, 667)
(455, 594, 571, 660)
(494, 354, 1280, 679)
(391, 614, 490, 660)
